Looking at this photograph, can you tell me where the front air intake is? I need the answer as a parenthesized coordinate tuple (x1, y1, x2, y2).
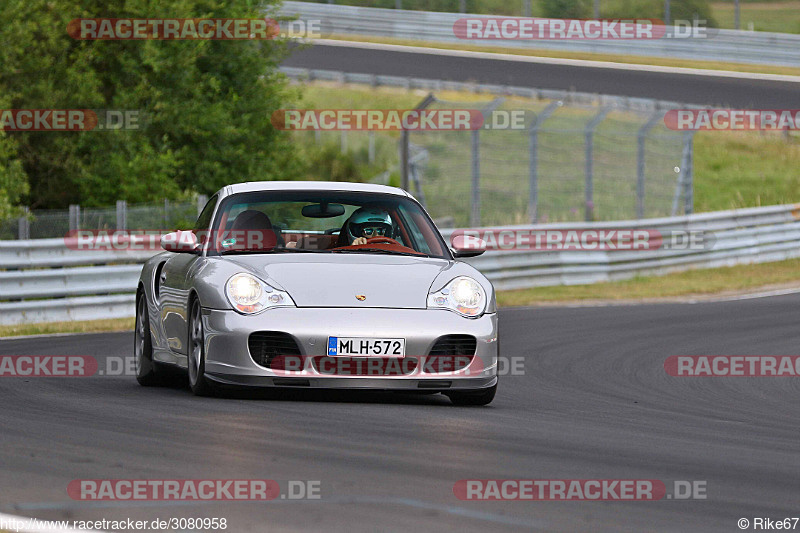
(248, 331, 302, 369)
(428, 335, 477, 356)
(426, 335, 477, 373)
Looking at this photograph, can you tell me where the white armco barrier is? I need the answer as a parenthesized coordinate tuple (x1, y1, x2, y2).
(278, 1, 800, 68)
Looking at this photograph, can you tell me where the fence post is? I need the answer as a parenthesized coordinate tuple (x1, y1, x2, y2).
(528, 101, 561, 223)
(409, 149, 428, 208)
(468, 98, 504, 227)
(401, 93, 436, 192)
(164, 199, 169, 229)
(594, 0, 600, 18)
(683, 132, 695, 215)
(197, 194, 208, 216)
(584, 108, 610, 222)
(636, 111, 665, 219)
(523, 0, 531, 17)
(459, 0, 466, 13)
(69, 204, 81, 232)
(368, 131, 376, 164)
(672, 131, 695, 216)
(471, 129, 481, 227)
(116, 200, 127, 230)
(664, 0, 671, 25)
(18, 207, 30, 240)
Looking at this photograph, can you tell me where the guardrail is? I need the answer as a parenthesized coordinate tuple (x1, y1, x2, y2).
(442, 204, 800, 290)
(279, 1, 800, 67)
(1, 204, 799, 325)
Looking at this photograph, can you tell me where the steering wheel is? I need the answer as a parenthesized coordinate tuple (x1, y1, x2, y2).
(366, 236, 401, 246)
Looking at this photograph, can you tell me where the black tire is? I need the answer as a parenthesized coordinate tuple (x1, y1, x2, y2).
(187, 297, 214, 397)
(135, 292, 161, 386)
(446, 383, 497, 406)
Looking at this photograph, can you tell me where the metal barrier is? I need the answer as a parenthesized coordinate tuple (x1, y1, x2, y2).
(1, 203, 799, 325)
(279, 1, 800, 67)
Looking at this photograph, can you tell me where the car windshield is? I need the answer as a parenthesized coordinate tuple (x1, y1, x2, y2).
(203, 190, 450, 258)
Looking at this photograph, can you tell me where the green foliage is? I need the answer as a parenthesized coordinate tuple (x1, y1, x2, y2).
(540, 0, 592, 18)
(564, 0, 718, 26)
(0, 0, 300, 210)
(307, 143, 362, 182)
(668, 0, 716, 27)
(0, 92, 28, 221)
(304, 0, 518, 14)
(0, 133, 28, 222)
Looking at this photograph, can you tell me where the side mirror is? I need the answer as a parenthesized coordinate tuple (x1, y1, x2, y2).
(161, 231, 200, 253)
(451, 234, 486, 258)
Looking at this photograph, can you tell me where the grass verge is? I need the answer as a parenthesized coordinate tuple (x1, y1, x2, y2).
(497, 257, 800, 306)
(0, 317, 134, 338)
(319, 34, 800, 77)
(711, 1, 800, 34)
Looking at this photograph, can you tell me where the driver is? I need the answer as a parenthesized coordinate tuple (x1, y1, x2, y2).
(345, 207, 394, 245)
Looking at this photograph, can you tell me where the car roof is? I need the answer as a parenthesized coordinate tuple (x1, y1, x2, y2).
(219, 181, 412, 199)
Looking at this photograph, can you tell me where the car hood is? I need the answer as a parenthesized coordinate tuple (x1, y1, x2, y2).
(223, 253, 452, 309)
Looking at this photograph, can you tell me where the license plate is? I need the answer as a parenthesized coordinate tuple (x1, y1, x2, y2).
(327, 337, 405, 357)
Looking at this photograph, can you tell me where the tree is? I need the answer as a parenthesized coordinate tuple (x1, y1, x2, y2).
(540, 0, 592, 19)
(0, 0, 301, 209)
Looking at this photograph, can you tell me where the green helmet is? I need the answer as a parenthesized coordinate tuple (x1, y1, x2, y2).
(346, 207, 393, 242)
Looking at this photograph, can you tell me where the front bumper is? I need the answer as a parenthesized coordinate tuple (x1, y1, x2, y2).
(201, 307, 498, 391)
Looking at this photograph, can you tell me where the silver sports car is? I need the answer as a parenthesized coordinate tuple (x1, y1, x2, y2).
(135, 181, 498, 405)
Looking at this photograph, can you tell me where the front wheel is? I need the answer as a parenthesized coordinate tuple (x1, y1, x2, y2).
(188, 298, 214, 396)
(135, 293, 160, 386)
(446, 383, 497, 406)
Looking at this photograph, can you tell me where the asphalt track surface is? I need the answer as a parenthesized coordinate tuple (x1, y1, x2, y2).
(2, 294, 800, 532)
(283, 42, 800, 108)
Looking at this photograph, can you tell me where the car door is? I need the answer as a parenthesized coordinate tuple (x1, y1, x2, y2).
(158, 195, 218, 356)
(158, 252, 202, 355)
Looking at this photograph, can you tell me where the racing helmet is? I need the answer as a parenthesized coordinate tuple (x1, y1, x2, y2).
(345, 207, 393, 242)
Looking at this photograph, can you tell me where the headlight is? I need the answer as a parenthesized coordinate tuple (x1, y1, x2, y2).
(225, 273, 294, 314)
(427, 276, 487, 318)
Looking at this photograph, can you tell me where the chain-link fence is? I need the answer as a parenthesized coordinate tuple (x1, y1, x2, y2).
(281, 68, 694, 227)
(406, 95, 691, 227)
(0, 197, 207, 240)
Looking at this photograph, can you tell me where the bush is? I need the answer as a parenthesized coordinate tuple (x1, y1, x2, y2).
(669, 0, 716, 27)
(540, 0, 592, 19)
(604, 0, 717, 27)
